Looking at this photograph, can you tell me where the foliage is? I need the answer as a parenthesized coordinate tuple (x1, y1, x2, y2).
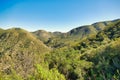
(1, 19, 120, 80)
(29, 64, 65, 80)
(44, 49, 93, 80)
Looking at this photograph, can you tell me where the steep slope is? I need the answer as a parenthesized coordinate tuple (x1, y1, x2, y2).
(67, 25, 97, 38)
(67, 19, 119, 38)
(74, 19, 120, 51)
(0, 28, 50, 79)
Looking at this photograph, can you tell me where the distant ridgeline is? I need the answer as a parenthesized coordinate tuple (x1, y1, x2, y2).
(33, 19, 120, 48)
(0, 19, 120, 80)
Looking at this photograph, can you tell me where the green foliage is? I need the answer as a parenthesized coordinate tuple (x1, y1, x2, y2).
(44, 49, 93, 80)
(29, 64, 66, 80)
(80, 37, 120, 80)
(1, 19, 120, 80)
(0, 69, 23, 80)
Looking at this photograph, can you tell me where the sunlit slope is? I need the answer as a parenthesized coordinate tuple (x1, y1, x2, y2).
(0, 28, 50, 78)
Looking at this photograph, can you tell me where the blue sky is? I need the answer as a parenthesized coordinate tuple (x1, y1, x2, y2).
(0, 0, 120, 32)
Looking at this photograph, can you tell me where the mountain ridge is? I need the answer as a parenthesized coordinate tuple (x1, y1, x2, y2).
(32, 19, 120, 48)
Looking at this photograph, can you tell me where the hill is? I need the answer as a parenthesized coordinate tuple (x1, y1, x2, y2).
(0, 28, 50, 79)
(32, 30, 53, 42)
(33, 19, 120, 48)
(1, 19, 120, 80)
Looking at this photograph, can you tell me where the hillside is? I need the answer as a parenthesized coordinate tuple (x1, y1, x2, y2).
(32, 30, 53, 42)
(0, 28, 50, 79)
(43, 19, 120, 80)
(0, 19, 120, 80)
(67, 19, 114, 37)
(33, 19, 120, 48)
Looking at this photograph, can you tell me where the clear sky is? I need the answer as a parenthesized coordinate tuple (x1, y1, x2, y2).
(0, 0, 120, 32)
